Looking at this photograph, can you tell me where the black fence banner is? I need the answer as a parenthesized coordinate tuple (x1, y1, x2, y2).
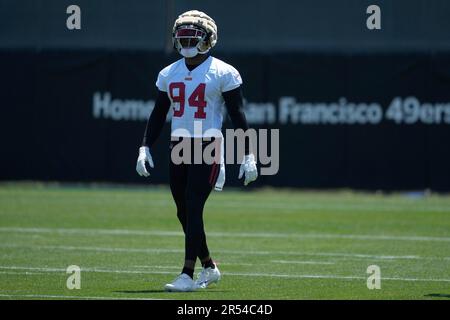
(1, 50, 449, 191)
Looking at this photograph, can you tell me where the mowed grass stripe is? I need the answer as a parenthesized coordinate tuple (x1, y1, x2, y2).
(2, 186, 450, 213)
(1, 227, 449, 242)
(1, 265, 450, 283)
(1, 243, 449, 261)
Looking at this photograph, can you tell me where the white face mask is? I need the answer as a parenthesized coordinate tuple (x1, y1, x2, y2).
(180, 47, 198, 58)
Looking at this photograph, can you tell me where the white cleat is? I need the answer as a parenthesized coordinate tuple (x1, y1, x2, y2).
(195, 263, 221, 289)
(164, 273, 197, 292)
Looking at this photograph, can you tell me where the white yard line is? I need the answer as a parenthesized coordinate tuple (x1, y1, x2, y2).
(4, 196, 448, 212)
(0, 271, 45, 275)
(109, 199, 450, 213)
(2, 192, 449, 212)
(271, 260, 336, 265)
(132, 265, 181, 270)
(132, 262, 254, 269)
(1, 243, 448, 261)
(1, 226, 449, 242)
(208, 201, 450, 213)
(0, 293, 165, 300)
(0, 265, 449, 283)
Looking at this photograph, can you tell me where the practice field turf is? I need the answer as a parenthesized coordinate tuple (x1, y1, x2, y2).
(0, 183, 449, 300)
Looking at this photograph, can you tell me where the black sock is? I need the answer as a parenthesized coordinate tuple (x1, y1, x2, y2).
(202, 258, 215, 269)
(181, 267, 194, 279)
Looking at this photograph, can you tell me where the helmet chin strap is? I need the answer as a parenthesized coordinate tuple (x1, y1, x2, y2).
(198, 48, 210, 55)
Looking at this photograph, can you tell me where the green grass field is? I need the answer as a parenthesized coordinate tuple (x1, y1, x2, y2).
(0, 182, 449, 300)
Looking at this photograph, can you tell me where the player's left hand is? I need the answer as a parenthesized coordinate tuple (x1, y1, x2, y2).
(238, 154, 258, 186)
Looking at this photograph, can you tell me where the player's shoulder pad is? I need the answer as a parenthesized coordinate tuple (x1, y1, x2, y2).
(210, 57, 241, 79)
(159, 58, 184, 77)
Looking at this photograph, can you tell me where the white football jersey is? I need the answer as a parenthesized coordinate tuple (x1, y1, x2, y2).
(156, 56, 242, 137)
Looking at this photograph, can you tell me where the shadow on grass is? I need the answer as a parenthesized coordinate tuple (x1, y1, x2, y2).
(114, 290, 167, 294)
(114, 289, 230, 294)
(424, 293, 450, 299)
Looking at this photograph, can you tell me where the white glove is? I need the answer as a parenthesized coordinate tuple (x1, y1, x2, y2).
(136, 146, 154, 177)
(238, 154, 258, 186)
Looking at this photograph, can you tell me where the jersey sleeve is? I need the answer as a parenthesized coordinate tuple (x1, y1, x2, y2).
(221, 65, 243, 92)
(155, 71, 167, 92)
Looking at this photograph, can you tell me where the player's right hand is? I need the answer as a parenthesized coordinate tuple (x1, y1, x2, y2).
(136, 146, 154, 177)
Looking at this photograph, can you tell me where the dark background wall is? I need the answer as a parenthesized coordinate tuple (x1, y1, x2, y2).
(1, 0, 450, 52)
(1, 1, 450, 191)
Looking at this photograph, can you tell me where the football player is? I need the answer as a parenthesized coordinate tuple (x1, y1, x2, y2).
(136, 10, 258, 292)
